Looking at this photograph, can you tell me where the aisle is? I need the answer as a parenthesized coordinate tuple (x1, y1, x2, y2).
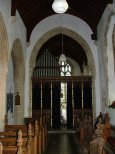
(44, 131, 81, 154)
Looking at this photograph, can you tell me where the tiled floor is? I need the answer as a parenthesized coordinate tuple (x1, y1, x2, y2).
(43, 131, 82, 154)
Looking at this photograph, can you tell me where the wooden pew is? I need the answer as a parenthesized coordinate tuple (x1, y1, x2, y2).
(4, 120, 46, 154)
(0, 129, 27, 154)
(24, 115, 48, 152)
(4, 113, 48, 153)
(4, 125, 29, 132)
(35, 117, 47, 153)
(0, 142, 3, 154)
(89, 113, 115, 154)
(89, 123, 106, 154)
(1, 124, 36, 154)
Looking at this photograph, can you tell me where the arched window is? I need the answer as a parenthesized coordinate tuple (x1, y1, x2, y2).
(60, 61, 72, 76)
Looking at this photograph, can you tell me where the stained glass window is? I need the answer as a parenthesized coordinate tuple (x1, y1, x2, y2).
(60, 61, 72, 76)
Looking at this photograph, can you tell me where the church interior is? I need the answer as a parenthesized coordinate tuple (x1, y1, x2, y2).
(0, 0, 115, 153)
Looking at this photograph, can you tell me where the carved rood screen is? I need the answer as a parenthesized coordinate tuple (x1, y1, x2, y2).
(32, 49, 93, 129)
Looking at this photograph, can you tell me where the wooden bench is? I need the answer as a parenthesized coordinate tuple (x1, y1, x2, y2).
(89, 113, 115, 154)
(4, 119, 47, 154)
(0, 129, 28, 154)
(5, 124, 36, 154)
(0, 123, 37, 154)
(24, 115, 48, 151)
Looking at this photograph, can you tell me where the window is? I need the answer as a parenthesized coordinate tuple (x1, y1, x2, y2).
(60, 61, 72, 76)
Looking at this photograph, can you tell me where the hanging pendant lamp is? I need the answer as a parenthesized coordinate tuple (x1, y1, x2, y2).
(52, 0, 68, 14)
(59, 53, 66, 62)
(59, 14, 66, 62)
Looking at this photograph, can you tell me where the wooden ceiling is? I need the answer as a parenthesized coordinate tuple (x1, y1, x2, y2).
(11, 0, 113, 67)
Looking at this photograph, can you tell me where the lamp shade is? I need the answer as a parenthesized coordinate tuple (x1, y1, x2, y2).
(59, 53, 66, 62)
(52, 0, 68, 13)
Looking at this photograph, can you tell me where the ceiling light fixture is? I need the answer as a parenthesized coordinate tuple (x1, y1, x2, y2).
(52, 0, 68, 14)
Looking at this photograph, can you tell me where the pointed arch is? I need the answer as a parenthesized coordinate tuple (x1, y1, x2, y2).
(11, 39, 25, 81)
(11, 39, 25, 124)
(30, 28, 95, 79)
(29, 28, 96, 119)
(0, 12, 9, 71)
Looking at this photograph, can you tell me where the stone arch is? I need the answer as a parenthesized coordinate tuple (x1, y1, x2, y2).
(30, 28, 95, 78)
(0, 13, 8, 71)
(11, 39, 25, 124)
(29, 27, 96, 118)
(0, 12, 9, 130)
(11, 39, 25, 81)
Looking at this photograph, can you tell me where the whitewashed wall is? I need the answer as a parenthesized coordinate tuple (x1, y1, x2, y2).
(0, 0, 27, 124)
(97, 4, 114, 115)
(106, 14, 115, 125)
(0, 1, 26, 55)
(107, 15, 115, 104)
(6, 58, 14, 124)
(0, 0, 26, 93)
(6, 59, 14, 93)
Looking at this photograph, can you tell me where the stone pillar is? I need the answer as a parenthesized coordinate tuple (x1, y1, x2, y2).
(0, 71, 7, 131)
(14, 80, 24, 124)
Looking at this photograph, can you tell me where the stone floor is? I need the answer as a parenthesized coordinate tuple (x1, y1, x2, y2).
(43, 130, 88, 154)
